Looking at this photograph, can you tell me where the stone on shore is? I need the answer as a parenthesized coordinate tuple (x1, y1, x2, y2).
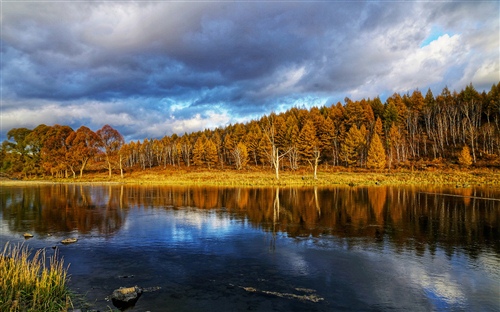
(110, 286, 143, 310)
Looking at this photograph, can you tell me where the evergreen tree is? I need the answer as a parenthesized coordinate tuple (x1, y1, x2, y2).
(458, 145, 473, 167)
(344, 100, 365, 128)
(410, 89, 425, 113)
(367, 133, 386, 169)
(257, 136, 272, 167)
(370, 97, 385, 120)
(211, 131, 223, 167)
(205, 138, 218, 169)
(223, 133, 234, 165)
(374, 117, 383, 139)
(318, 116, 335, 163)
(297, 119, 318, 160)
(340, 125, 363, 167)
(361, 99, 375, 126)
(358, 124, 368, 167)
(424, 88, 435, 108)
(192, 135, 205, 167)
(245, 122, 262, 165)
(383, 100, 399, 131)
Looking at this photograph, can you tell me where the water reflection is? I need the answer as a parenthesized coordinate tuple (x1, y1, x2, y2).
(0, 184, 127, 236)
(1, 184, 499, 257)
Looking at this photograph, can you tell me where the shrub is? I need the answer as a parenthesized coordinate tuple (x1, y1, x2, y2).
(458, 145, 473, 167)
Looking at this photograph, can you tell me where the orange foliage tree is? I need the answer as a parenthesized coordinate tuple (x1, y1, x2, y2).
(66, 126, 100, 178)
(97, 125, 124, 178)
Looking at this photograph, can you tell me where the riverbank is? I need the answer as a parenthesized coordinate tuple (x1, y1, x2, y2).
(2, 167, 500, 187)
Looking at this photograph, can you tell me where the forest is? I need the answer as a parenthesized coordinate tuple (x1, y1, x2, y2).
(2, 82, 499, 180)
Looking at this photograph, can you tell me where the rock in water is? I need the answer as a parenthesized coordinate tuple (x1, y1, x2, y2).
(23, 233, 34, 239)
(61, 238, 78, 244)
(110, 286, 143, 310)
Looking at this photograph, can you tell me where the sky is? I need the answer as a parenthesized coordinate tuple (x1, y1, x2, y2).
(1, 0, 499, 142)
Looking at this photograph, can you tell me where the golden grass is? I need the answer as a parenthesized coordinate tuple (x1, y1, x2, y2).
(0, 242, 71, 312)
(3, 166, 500, 187)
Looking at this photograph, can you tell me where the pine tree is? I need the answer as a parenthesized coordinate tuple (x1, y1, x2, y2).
(367, 133, 386, 169)
(340, 125, 362, 167)
(211, 131, 223, 167)
(458, 145, 473, 167)
(257, 136, 272, 167)
(223, 133, 234, 165)
(374, 117, 383, 139)
(192, 135, 205, 167)
(358, 124, 368, 167)
(297, 119, 318, 160)
(245, 122, 262, 165)
(383, 100, 399, 131)
(205, 138, 218, 169)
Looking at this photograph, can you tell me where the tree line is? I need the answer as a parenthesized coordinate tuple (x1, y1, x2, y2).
(2, 82, 499, 179)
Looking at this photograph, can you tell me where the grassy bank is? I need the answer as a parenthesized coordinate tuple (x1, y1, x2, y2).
(0, 243, 71, 312)
(3, 167, 500, 187)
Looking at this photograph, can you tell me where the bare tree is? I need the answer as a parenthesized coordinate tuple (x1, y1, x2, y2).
(307, 147, 321, 180)
(261, 115, 292, 180)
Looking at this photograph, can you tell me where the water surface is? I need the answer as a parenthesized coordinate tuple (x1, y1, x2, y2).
(1, 184, 499, 311)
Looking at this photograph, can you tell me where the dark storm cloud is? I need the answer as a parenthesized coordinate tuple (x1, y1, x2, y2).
(1, 1, 498, 141)
(4, 2, 343, 101)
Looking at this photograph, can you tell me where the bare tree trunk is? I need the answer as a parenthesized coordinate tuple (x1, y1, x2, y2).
(313, 148, 320, 180)
(79, 158, 88, 178)
(119, 154, 124, 178)
(107, 155, 112, 178)
(273, 146, 280, 180)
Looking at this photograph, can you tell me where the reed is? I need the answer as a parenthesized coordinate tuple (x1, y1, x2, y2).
(0, 242, 71, 312)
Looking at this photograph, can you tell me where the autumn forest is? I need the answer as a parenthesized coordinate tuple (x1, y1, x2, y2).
(2, 82, 500, 180)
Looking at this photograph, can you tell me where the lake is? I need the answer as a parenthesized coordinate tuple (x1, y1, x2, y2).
(1, 184, 499, 311)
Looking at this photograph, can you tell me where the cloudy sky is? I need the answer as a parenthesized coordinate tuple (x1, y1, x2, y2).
(1, 1, 499, 141)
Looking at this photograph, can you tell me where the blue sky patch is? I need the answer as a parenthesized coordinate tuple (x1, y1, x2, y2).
(420, 26, 447, 48)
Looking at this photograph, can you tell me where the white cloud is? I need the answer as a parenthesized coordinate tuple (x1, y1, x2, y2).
(169, 110, 231, 135)
(455, 29, 500, 89)
(467, 60, 500, 87)
(1, 101, 132, 131)
(0, 97, 236, 141)
(349, 33, 466, 99)
(392, 34, 465, 89)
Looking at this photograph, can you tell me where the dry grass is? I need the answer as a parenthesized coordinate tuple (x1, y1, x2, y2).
(4, 167, 500, 187)
(0, 242, 71, 312)
(3, 166, 500, 187)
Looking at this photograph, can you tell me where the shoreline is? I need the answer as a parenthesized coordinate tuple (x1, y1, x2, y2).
(2, 168, 499, 188)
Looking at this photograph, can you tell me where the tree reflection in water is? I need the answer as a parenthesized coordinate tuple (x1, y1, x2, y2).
(1, 184, 498, 257)
(1, 184, 127, 236)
